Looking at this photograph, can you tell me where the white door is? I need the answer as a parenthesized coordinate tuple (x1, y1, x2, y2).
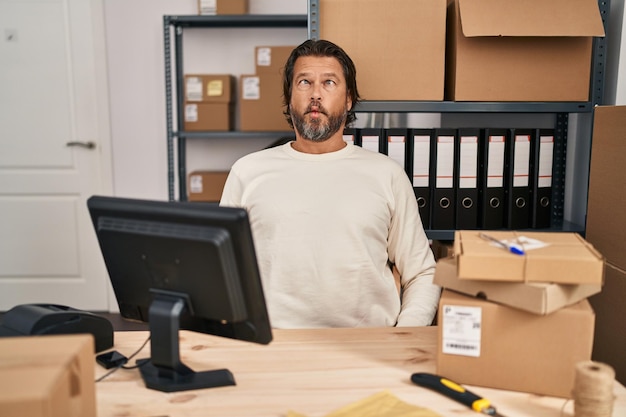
(0, 0, 113, 311)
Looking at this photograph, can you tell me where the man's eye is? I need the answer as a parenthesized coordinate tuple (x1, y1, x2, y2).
(296, 79, 310, 89)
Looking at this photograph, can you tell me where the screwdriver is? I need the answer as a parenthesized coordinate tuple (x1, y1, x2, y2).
(411, 373, 507, 416)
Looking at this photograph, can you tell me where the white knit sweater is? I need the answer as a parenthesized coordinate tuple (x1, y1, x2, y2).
(220, 142, 440, 328)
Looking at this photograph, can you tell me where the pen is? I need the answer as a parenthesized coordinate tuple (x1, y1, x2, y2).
(478, 233, 525, 256)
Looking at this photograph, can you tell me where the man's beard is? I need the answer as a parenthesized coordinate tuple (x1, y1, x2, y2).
(290, 101, 347, 142)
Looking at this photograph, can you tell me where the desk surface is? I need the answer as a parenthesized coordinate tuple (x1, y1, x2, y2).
(96, 327, 626, 417)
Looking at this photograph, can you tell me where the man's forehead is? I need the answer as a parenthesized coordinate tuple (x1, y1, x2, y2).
(294, 56, 344, 76)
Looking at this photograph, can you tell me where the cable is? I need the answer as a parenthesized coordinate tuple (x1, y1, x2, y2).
(95, 335, 151, 383)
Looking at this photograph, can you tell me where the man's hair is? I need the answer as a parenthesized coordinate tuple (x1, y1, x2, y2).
(282, 39, 361, 128)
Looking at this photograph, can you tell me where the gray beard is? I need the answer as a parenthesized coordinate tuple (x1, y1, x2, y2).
(291, 107, 347, 142)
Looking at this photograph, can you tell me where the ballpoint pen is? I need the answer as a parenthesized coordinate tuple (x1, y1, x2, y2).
(478, 232, 525, 256)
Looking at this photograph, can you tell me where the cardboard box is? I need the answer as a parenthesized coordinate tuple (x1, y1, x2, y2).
(0, 334, 96, 417)
(431, 240, 454, 261)
(586, 105, 626, 385)
(454, 230, 604, 284)
(239, 74, 290, 131)
(437, 289, 595, 398)
(184, 74, 234, 103)
(446, 0, 605, 101)
(434, 257, 601, 315)
(255, 46, 295, 76)
(198, 0, 248, 15)
(188, 171, 230, 202)
(319, 0, 446, 100)
(184, 102, 234, 131)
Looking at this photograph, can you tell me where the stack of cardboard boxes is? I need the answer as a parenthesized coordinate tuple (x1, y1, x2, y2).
(434, 230, 604, 398)
(183, 74, 235, 132)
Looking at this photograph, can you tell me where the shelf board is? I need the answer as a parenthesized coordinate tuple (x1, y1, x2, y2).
(355, 101, 593, 113)
(164, 14, 308, 28)
(176, 131, 293, 139)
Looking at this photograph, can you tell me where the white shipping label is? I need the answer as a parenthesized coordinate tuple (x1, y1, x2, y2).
(513, 135, 531, 187)
(487, 136, 505, 188)
(436, 136, 454, 188)
(442, 304, 482, 357)
(388, 135, 406, 169)
(186, 77, 203, 101)
(459, 136, 478, 188)
(256, 47, 272, 67)
(538, 135, 554, 188)
(412, 135, 430, 188)
(184, 104, 198, 122)
(199, 0, 217, 15)
(189, 175, 203, 193)
(242, 77, 260, 100)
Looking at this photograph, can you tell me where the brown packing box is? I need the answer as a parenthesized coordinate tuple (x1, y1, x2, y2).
(0, 334, 96, 417)
(319, 0, 446, 100)
(437, 289, 595, 398)
(188, 171, 230, 202)
(586, 105, 626, 384)
(434, 257, 601, 315)
(198, 0, 248, 15)
(446, 0, 605, 101)
(184, 102, 234, 131)
(184, 74, 234, 103)
(255, 46, 296, 76)
(454, 230, 604, 284)
(239, 74, 290, 132)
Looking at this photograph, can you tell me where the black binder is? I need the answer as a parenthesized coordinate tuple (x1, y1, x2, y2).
(479, 128, 508, 229)
(430, 128, 457, 230)
(408, 129, 434, 229)
(384, 128, 410, 176)
(357, 128, 383, 153)
(342, 127, 358, 146)
(531, 128, 554, 229)
(506, 128, 534, 229)
(455, 128, 481, 229)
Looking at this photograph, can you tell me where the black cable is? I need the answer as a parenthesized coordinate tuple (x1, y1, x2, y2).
(95, 335, 151, 383)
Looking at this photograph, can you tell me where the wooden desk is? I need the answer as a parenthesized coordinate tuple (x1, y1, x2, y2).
(96, 327, 626, 417)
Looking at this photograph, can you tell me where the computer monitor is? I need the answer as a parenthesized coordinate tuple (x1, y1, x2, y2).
(87, 195, 272, 392)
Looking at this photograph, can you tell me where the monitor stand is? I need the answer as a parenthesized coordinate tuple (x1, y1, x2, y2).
(136, 292, 236, 392)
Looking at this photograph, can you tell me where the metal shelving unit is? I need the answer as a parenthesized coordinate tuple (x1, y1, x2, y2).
(163, 14, 308, 201)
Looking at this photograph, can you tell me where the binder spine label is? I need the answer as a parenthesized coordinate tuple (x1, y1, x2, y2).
(436, 136, 455, 188)
(487, 136, 505, 188)
(388, 135, 406, 169)
(538, 135, 554, 188)
(513, 134, 531, 187)
(413, 135, 430, 188)
(459, 135, 478, 188)
(362, 135, 380, 153)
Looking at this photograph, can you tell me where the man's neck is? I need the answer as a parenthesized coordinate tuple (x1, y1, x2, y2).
(291, 132, 347, 154)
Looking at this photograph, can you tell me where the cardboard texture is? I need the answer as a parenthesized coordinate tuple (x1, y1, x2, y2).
(437, 289, 595, 398)
(319, 0, 446, 100)
(434, 257, 601, 315)
(454, 230, 604, 284)
(184, 102, 234, 131)
(255, 46, 295, 76)
(586, 105, 626, 385)
(446, 0, 605, 101)
(188, 171, 230, 202)
(198, 0, 248, 15)
(0, 334, 96, 417)
(239, 74, 289, 131)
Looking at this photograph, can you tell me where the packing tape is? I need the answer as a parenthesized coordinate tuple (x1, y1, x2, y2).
(572, 361, 616, 417)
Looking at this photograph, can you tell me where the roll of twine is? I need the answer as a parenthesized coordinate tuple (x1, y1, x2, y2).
(573, 361, 616, 417)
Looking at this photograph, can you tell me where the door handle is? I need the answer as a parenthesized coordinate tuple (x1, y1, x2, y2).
(66, 141, 96, 149)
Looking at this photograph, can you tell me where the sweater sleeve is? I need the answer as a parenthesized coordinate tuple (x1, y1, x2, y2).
(387, 170, 441, 326)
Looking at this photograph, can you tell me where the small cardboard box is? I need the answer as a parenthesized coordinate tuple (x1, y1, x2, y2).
(184, 102, 234, 131)
(239, 74, 289, 132)
(454, 230, 604, 284)
(434, 257, 601, 315)
(188, 171, 230, 202)
(437, 289, 595, 398)
(184, 74, 234, 103)
(198, 0, 248, 15)
(255, 46, 295, 76)
(0, 334, 96, 417)
(319, 0, 446, 100)
(446, 0, 605, 101)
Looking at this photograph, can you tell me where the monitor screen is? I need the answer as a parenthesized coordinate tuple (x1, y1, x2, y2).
(87, 195, 272, 392)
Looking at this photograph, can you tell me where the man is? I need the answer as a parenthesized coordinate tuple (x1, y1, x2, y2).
(220, 39, 440, 328)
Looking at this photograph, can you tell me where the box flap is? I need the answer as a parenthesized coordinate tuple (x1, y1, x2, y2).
(458, 0, 605, 37)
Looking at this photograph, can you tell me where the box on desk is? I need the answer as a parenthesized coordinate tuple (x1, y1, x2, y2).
(437, 289, 595, 398)
(445, 0, 605, 101)
(319, 0, 446, 100)
(454, 231, 604, 285)
(434, 257, 601, 315)
(0, 334, 96, 417)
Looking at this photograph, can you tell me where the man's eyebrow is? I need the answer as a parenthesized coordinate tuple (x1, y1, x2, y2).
(295, 71, 340, 79)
